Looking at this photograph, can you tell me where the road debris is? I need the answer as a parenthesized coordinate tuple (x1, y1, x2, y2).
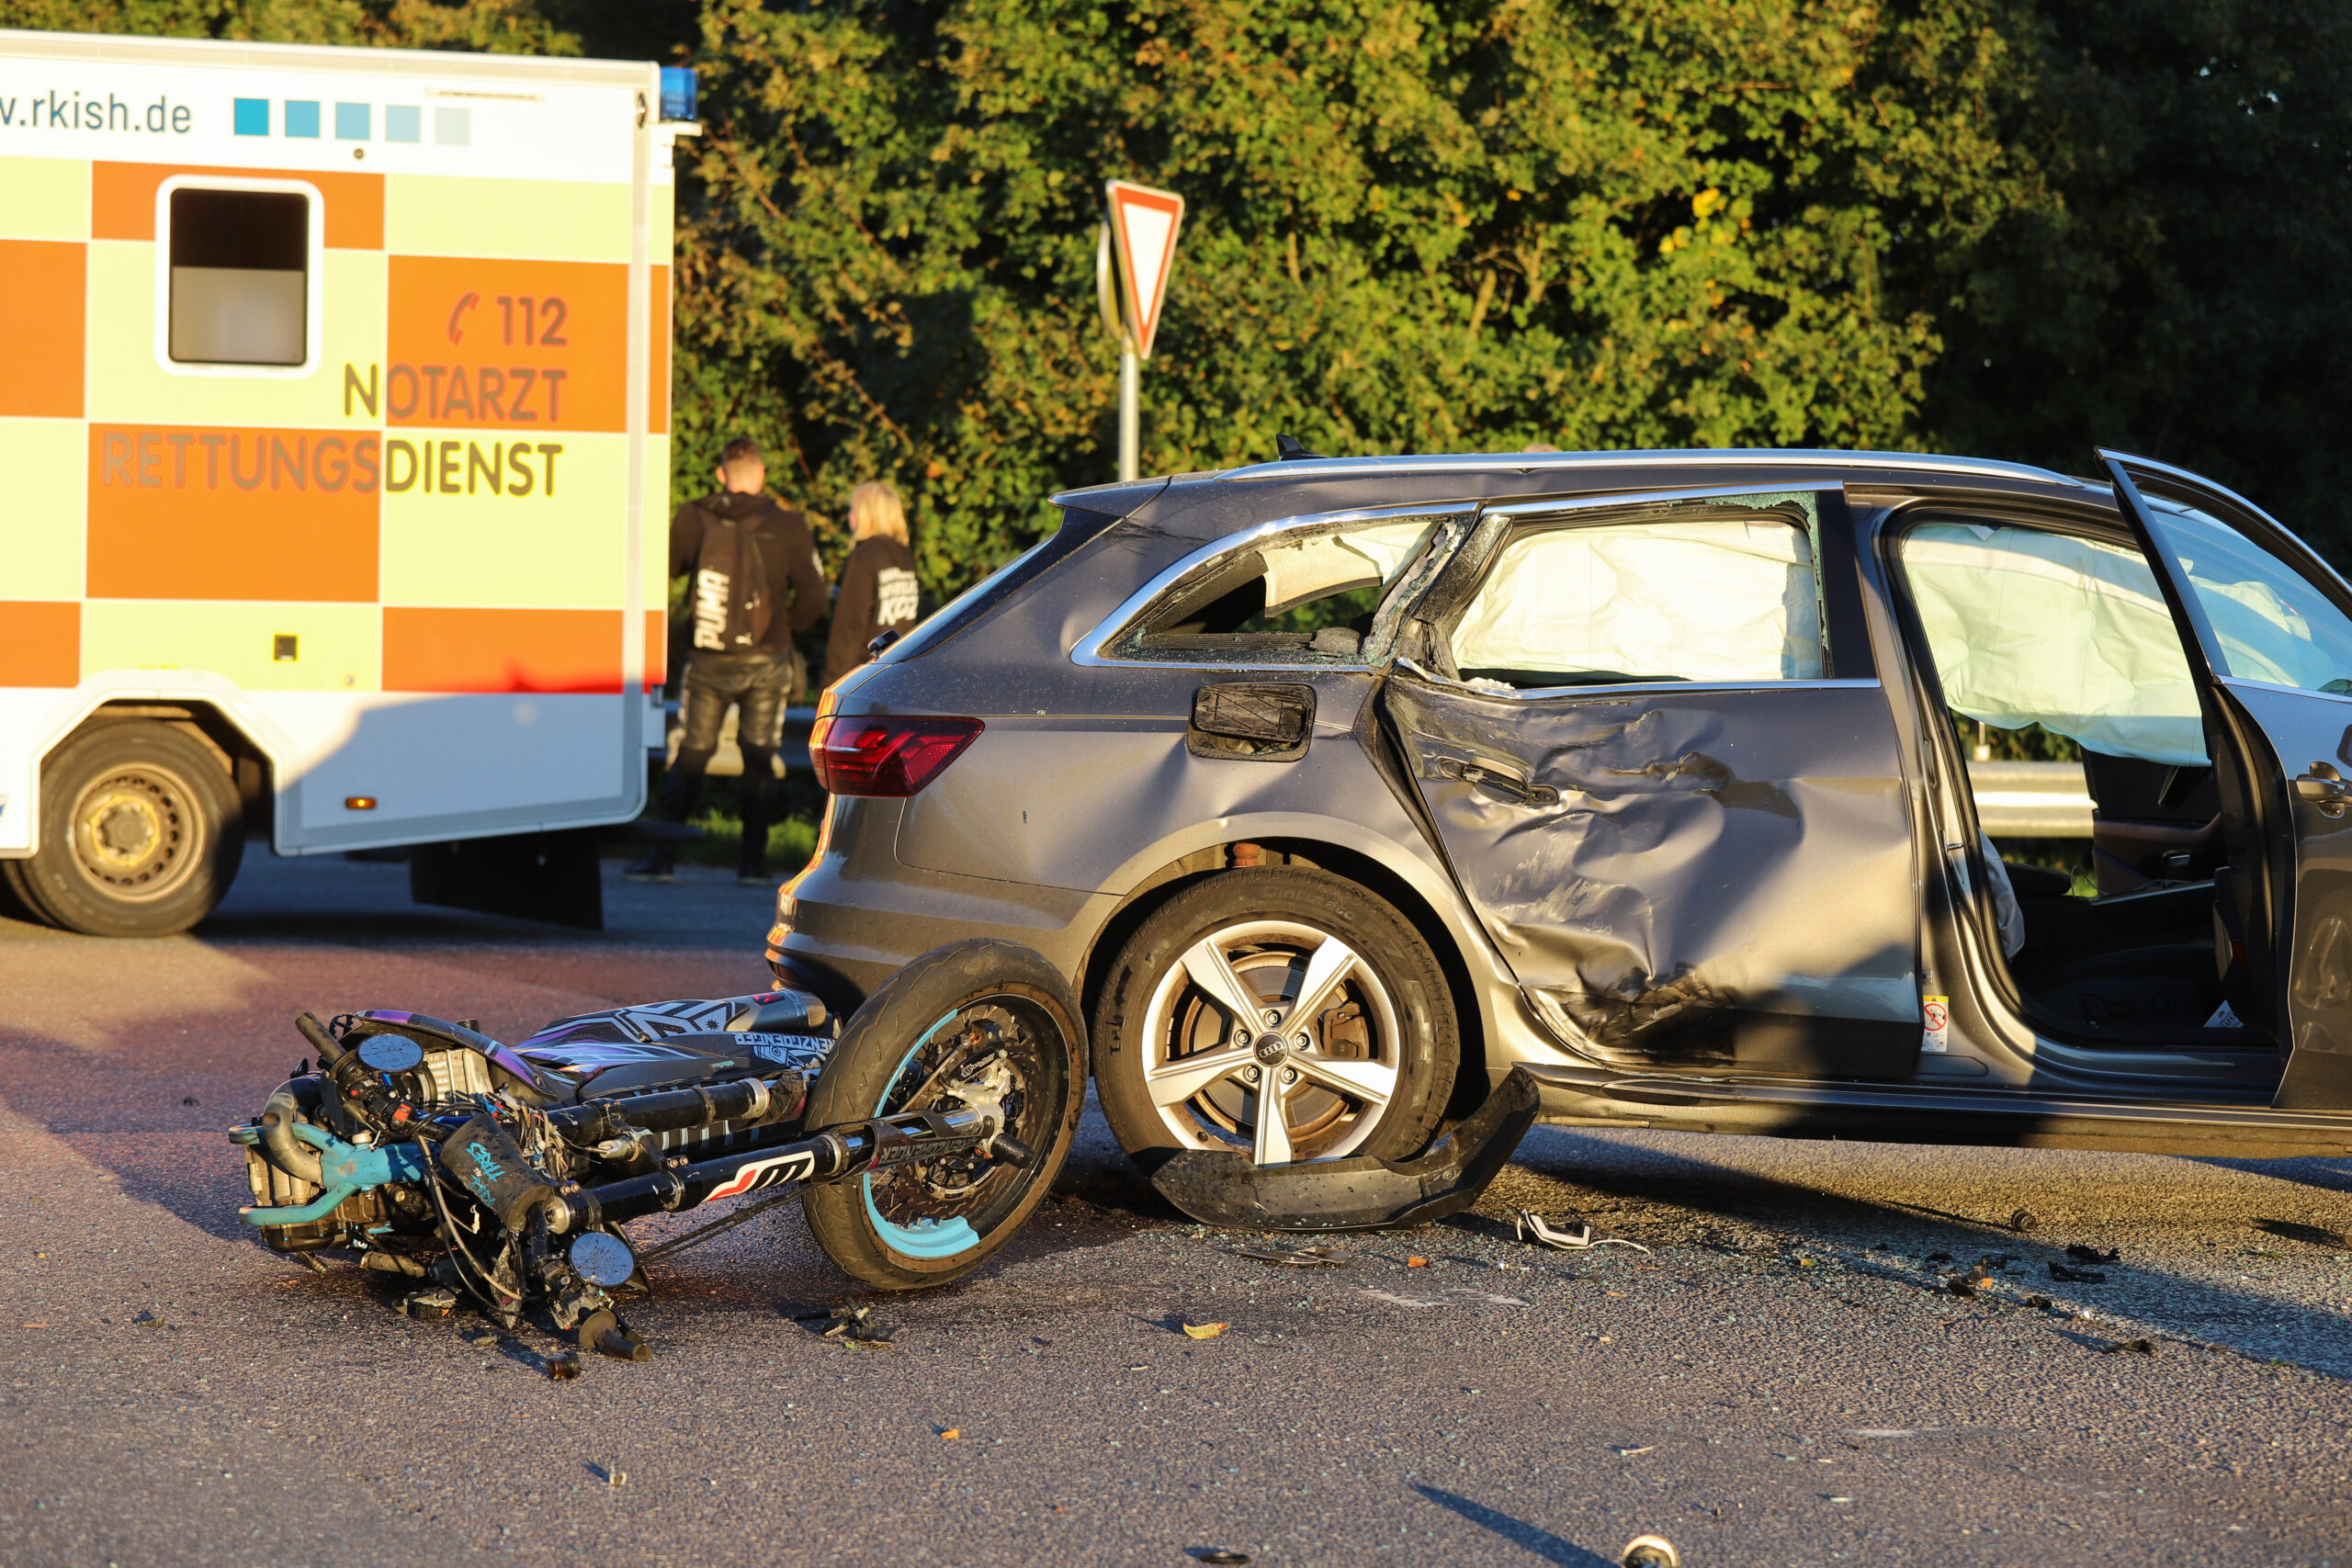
(1612, 1444, 1656, 1456)
(2066, 1244, 2121, 1265)
(1514, 1211, 1652, 1254)
(401, 1286, 457, 1322)
(1407, 1256, 1431, 1268)
(580, 1308, 650, 1361)
(2050, 1263, 2108, 1284)
(1189, 1551, 1251, 1566)
(2100, 1337, 2159, 1357)
(1182, 1321, 1229, 1340)
(463, 1327, 499, 1348)
(1234, 1244, 1349, 1268)
(820, 1305, 893, 1347)
(2009, 1208, 2041, 1234)
(544, 1351, 582, 1381)
(939, 1427, 961, 1440)
(1619, 1534, 1679, 1567)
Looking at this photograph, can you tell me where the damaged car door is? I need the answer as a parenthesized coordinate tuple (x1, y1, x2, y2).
(2100, 451, 2352, 1111)
(1384, 486, 1921, 1077)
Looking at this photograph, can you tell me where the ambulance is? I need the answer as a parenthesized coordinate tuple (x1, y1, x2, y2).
(0, 28, 691, 935)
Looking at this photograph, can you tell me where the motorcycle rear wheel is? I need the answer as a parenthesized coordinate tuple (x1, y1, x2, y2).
(801, 941, 1084, 1290)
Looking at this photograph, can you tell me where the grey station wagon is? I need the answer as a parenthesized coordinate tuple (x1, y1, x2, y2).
(766, 447, 2352, 1175)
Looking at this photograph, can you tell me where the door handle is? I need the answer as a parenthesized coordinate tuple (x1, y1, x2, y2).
(2295, 761, 2350, 818)
(1435, 755, 1560, 807)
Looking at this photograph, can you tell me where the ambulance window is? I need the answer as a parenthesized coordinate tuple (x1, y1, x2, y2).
(166, 187, 310, 367)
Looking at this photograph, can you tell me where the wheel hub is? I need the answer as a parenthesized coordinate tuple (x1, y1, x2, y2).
(66, 765, 203, 901)
(1252, 1032, 1290, 1064)
(94, 800, 158, 862)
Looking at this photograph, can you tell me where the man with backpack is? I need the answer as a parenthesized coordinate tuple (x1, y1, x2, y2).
(626, 437, 826, 885)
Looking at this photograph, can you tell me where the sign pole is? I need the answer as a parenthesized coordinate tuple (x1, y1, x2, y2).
(1118, 344, 1140, 483)
(1101, 180, 1185, 487)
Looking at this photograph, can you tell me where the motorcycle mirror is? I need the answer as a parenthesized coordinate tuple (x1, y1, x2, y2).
(571, 1231, 637, 1288)
(356, 1034, 425, 1075)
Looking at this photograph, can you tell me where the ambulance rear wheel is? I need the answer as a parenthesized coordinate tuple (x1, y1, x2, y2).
(6, 721, 243, 938)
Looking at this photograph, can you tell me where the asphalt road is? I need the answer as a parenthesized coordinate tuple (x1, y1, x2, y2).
(4, 853, 2351, 1567)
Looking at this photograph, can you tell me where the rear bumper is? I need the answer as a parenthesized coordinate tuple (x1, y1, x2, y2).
(770, 859, 1110, 1016)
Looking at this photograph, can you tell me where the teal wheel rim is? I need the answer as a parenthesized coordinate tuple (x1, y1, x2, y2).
(857, 998, 1057, 1260)
(862, 1010, 981, 1257)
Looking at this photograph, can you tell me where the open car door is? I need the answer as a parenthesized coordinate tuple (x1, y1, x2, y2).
(1381, 484, 1921, 1079)
(2099, 451, 2352, 1110)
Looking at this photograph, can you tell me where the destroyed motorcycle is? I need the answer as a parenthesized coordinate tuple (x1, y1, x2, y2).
(230, 941, 1084, 1354)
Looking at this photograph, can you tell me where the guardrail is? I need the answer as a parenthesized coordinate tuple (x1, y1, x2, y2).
(1966, 760, 2093, 837)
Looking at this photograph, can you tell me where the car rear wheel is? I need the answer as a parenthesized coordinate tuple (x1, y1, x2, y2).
(1094, 867, 1457, 1170)
(4, 721, 243, 938)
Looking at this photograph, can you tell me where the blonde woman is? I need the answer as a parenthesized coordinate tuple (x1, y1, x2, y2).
(821, 479, 922, 688)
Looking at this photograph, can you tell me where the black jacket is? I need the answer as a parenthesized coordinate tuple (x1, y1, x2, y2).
(669, 491, 826, 657)
(822, 536, 922, 688)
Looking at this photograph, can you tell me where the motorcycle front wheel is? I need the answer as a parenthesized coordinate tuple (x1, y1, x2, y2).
(801, 940, 1085, 1290)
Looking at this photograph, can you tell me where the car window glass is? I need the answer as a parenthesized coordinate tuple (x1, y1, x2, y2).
(2145, 502, 2352, 694)
(1125, 517, 1440, 662)
(1900, 523, 2208, 766)
(1448, 515, 1822, 688)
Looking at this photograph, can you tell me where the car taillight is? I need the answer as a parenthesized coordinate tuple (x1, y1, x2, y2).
(808, 716, 984, 796)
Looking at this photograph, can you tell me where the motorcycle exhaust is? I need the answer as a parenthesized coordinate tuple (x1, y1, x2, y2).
(1148, 1065, 1542, 1231)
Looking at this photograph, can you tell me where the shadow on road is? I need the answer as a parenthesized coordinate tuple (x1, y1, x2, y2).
(1507, 1129, 2352, 1380)
(1412, 1485, 1615, 1566)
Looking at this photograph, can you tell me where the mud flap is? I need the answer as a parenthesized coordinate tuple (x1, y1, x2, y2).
(1149, 1066, 1541, 1231)
(410, 829, 604, 931)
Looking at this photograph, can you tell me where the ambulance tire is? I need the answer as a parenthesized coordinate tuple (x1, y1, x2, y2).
(7, 721, 244, 938)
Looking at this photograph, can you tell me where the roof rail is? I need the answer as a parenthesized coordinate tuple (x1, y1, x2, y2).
(1215, 446, 2085, 489)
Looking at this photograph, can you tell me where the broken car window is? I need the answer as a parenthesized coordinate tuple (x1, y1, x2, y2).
(2143, 502, 2352, 696)
(1447, 513, 1823, 689)
(1121, 517, 1442, 662)
(1899, 523, 2208, 766)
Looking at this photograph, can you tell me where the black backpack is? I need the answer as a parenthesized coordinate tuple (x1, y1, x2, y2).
(689, 503, 772, 653)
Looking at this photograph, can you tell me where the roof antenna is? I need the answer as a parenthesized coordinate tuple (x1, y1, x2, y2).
(1274, 433, 1323, 462)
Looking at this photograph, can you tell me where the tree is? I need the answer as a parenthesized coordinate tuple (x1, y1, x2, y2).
(680, 0, 2041, 591)
(1924, 0, 2352, 557)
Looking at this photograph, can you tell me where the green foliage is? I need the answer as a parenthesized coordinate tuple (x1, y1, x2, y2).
(1927, 0, 2352, 558)
(14, 0, 2350, 591)
(1957, 715, 2084, 762)
(678, 0, 2043, 593)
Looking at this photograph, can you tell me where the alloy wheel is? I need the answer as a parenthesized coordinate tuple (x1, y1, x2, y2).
(1138, 918, 1403, 1163)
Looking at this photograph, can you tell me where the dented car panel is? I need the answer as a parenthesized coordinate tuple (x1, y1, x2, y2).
(1385, 679, 1919, 1077)
(773, 446, 2352, 1161)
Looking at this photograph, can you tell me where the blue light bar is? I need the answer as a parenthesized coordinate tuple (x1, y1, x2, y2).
(660, 66, 697, 123)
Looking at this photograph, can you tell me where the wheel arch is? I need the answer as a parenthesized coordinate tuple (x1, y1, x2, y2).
(1075, 834, 1495, 1119)
(6, 679, 296, 858)
(52, 700, 277, 842)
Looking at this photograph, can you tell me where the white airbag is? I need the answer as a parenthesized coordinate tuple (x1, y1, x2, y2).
(1902, 525, 2208, 766)
(1451, 518, 1823, 682)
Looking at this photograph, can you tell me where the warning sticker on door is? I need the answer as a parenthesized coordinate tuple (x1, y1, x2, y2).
(1922, 995, 1951, 1054)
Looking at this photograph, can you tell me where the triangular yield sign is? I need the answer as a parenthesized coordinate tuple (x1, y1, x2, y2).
(1106, 179, 1185, 359)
